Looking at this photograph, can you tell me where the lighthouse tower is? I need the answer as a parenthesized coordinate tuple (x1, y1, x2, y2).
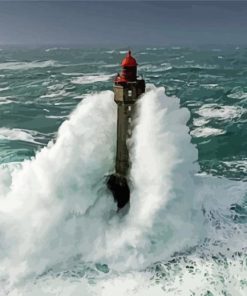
(107, 51, 145, 209)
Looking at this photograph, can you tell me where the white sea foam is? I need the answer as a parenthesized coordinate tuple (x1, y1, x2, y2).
(45, 115, 68, 119)
(0, 60, 57, 70)
(0, 96, 12, 105)
(0, 87, 9, 91)
(71, 74, 113, 85)
(191, 127, 226, 138)
(47, 83, 65, 91)
(62, 72, 86, 76)
(193, 117, 209, 127)
(222, 160, 247, 175)
(45, 47, 69, 52)
(100, 64, 119, 68)
(40, 90, 67, 98)
(0, 128, 38, 143)
(176, 64, 218, 70)
(201, 83, 220, 89)
(139, 64, 172, 72)
(197, 104, 243, 120)
(45, 47, 59, 52)
(105, 50, 115, 54)
(227, 90, 247, 100)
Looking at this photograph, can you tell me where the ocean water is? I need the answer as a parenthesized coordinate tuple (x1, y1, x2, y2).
(0, 47, 246, 295)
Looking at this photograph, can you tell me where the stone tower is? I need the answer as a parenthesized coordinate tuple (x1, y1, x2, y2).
(107, 50, 145, 209)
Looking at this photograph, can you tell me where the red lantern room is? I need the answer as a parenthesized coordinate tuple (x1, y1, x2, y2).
(115, 50, 138, 83)
(121, 50, 137, 67)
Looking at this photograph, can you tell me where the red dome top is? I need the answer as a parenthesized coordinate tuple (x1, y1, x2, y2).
(121, 50, 137, 67)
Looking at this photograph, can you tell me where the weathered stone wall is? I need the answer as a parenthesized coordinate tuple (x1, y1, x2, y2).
(113, 79, 145, 177)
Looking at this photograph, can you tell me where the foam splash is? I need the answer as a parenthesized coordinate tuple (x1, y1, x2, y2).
(0, 86, 246, 295)
(123, 86, 201, 265)
(0, 86, 198, 282)
(129, 86, 198, 225)
(0, 91, 116, 284)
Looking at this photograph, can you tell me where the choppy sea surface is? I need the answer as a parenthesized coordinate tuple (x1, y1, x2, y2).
(0, 47, 246, 295)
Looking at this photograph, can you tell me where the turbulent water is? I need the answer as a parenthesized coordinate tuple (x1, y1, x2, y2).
(0, 47, 246, 295)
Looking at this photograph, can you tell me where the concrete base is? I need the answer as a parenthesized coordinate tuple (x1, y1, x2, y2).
(107, 174, 130, 209)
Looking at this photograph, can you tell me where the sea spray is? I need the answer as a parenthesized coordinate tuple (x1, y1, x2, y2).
(0, 91, 116, 284)
(129, 86, 199, 225)
(0, 86, 246, 295)
(0, 85, 203, 284)
(113, 85, 202, 266)
(76, 86, 203, 270)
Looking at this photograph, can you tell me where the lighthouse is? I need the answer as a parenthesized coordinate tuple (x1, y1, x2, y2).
(107, 51, 145, 209)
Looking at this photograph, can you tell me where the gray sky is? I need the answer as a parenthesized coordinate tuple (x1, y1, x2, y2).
(0, 1, 247, 46)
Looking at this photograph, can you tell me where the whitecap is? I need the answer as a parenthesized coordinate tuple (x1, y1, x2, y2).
(191, 127, 225, 137)
(201, 83, 220, 89)
(0, 128, 37, 143)
(62, 72, 86, 76)
(227, 90, 247, 100)
(0, 96, 12, 105)
(0, 60, 57, 70)
(45, 115, 68, 119)
(222, 160, 247, 173)
(45, 47, 69, 52)
(197, 104, 243, 120)
(47, 84, 65, 91)
(71, 74, 113, 85)
(100, 64, 119, 68)
(40, 90, 67, 98)
(176, 64, 217, 70)
(105, 50, 115, 54)
(0, 87, 9, 92)
(193, 117, 210, 127)
(45, 47, 58, 52)
(139, 64, 172, 72)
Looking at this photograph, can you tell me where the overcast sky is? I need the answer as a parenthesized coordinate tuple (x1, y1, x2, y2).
(0, 1, 247, 46)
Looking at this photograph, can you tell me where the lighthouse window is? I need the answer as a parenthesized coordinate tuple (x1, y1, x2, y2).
(128, 90, 132, 97)
(128, 117, 132, 123)
(128, 106, 131, 111)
